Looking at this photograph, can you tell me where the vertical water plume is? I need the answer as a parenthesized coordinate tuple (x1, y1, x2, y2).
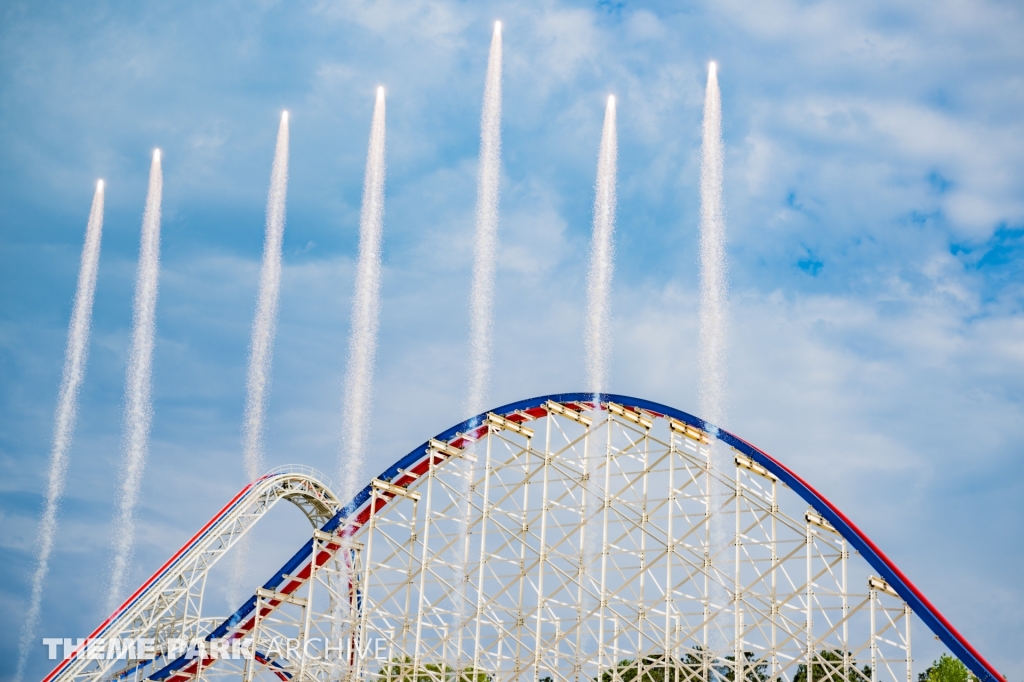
(242, 111, 290, 483)
(698, 62, 731, 662)
(229, 111, 290, 607)
(464, 20, 503, 419)
(107, 150, 163, 613)
(584, 96, 618, 400)
(15, 181, 105, 682)
(339, 88, 386, 508)
(698, 63, 727, 429)
(581, 96, 617, 644)
(453, 22, 503, 661)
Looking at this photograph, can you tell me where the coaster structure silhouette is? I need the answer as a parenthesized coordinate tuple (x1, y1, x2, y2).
(44, 395, 1001, 682)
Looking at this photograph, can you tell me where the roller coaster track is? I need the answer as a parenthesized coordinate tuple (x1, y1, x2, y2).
(43, 467, 340, 682)
(43, 394, 1002, 682)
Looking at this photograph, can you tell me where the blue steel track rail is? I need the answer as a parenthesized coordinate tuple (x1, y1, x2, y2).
(111, 393, 1001, 682)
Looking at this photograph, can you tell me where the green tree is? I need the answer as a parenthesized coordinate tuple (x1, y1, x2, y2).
(718, 652, 769, 682)
(596, 653, 689, 682)
(794, 650, 871, 682)
(917, 655, 979, 682)
(380, 656, 490, 682)
(594, 650, 766, 682)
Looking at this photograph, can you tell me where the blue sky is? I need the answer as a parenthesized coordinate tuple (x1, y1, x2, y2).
(2, 0, 1023, 679)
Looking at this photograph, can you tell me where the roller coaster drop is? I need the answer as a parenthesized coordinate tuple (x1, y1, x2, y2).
(44, 394, 1001, 682)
